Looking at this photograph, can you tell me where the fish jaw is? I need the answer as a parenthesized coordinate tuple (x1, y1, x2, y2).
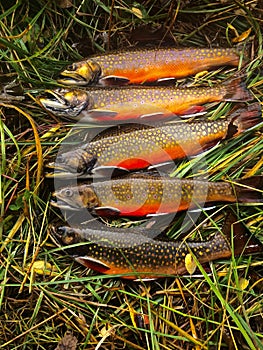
(38, 88, 91, 118)
(57, 59, 102, 86)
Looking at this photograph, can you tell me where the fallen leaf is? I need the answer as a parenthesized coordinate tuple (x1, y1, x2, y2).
(185, 253, 197, 275)
(27, 260, 57, 276)
(238, 277, 249, 290)
(55, 331, 78, 350)
(232, 28, 252, 43)
(131, 7, 143, 19)
(55, 0, 73, 8)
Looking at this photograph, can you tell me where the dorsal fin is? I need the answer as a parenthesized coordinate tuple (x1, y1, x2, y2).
(91, 123, 155, 142)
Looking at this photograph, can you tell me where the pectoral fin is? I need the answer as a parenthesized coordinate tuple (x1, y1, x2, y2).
(74, 256, 111, 273)
(188, 206, 216, 213)
(88, 109, 118, 119)
(92, 165, 130, 178)
(146, 212, 170, 218)
(147, 161, 175, 173)
(99, 75, 130, 85)
(183, 105, 206, 115)
(139, 112, 165, 120)
(94, 206, 121, 217)
(157, 77, 176, 83)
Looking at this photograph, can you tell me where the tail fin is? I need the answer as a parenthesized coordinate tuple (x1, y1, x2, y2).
(223, 77, 253, 102)
(222, 211, 263, 256)
(231, 176, 263, 203)
(225, 102, 262, 138)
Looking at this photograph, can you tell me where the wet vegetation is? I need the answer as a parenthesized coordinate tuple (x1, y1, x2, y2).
(0, 1, 263, 349)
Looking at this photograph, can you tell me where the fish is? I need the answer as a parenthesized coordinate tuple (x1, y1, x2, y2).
(57, 47, 243, 86)
(47, 103, 262, 176)
(50, 212, 262, 279)
(39, 78, 252, 122)
(51, 173, 263, 217)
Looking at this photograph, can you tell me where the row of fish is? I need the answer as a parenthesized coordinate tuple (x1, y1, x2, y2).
(40, 47, 248, 123)
(44, 47, 262, 279)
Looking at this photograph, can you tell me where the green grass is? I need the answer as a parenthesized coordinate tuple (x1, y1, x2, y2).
(0, 0, 263, 349)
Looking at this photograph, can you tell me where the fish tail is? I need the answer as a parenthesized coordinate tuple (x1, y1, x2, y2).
(223, 77, 253, 102)
(225, 102, 262, 137)
(222, 211, 263, 256)
(231, 176, 263, 203)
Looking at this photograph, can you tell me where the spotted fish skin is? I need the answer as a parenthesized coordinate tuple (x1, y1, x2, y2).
(51, 103, 261, 175)
(39, 79, 251, 122)
(52, 174, 263, 216)
(51, 224, 231, 279)
(57, 47, 241, 86)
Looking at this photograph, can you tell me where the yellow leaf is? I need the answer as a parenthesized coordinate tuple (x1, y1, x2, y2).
(232, 28, 252, 43)
(100, 326, 108, 337)
(27, 260, 57, 276)
(185, 253, 197, 275)
(238, 277, 249, 290)
(131, 7, 143, 19)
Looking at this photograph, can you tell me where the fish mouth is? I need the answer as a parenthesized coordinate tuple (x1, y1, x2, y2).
(50, 196, 83, 211)
(38, 88, 89, 117)
(45, 161, 89, 178)
(39, 89, 71, 113)
(57, 72, 88, 86)
(45, 170, 92, 179)
(48, 224, 62, 243)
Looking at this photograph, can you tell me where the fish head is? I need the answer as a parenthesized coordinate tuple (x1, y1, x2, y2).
(38, 88, 92, 118)
(50, 225, 83, 245)
(51, 185, 99, 210)
(51, 149, 97, 175)
(57, 59, 102, 86)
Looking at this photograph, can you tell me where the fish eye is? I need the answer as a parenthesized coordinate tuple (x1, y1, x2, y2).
(63, 188, 74, 197)
(56, 227, 67, 236)
(56, 155, 65, 164)
(67, 63, 76, 71)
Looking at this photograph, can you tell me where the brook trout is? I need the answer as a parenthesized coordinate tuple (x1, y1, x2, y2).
(50, 213, 262, 279)
(39, 79, 252, 122)
(51, 174, 263, 217)
(48, 103, 261, 176)
(57, 47, 242, 86)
